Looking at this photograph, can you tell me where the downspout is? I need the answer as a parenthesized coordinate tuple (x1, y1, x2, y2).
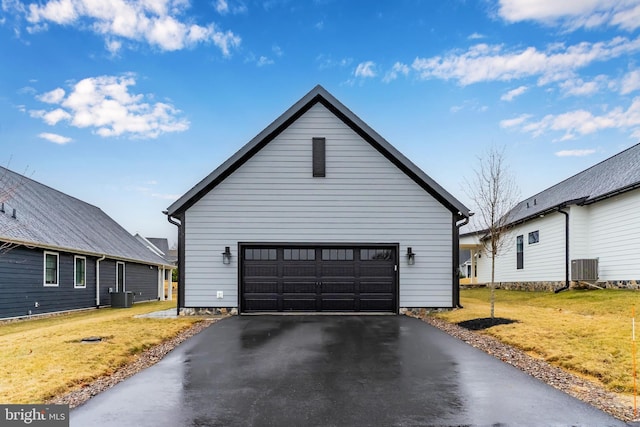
(454, 213, 473, 308)
(554, 207, 570, 293)
(165, 211, 182, 316)
(96, 255, 106, 307)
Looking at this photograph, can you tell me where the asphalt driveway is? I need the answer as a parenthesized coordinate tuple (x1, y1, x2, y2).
(71, 315, 627, 426)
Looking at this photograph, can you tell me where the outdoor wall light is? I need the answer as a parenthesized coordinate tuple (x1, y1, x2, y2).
(222, 246, 232, 265)
(407, 247, 415, 265)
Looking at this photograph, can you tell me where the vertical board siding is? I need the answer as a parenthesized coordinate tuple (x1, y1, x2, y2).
(185, 103, 454, 308)
(587, 190, 640, 279)
(0, 245, 97, 319)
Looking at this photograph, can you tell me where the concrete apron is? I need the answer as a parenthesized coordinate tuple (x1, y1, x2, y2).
(71, 315, 627, 427)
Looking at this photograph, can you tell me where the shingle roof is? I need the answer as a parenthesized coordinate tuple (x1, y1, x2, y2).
(0, 166, 172, 266)
(147, 237, 169, 255)
(166, 85, 470, 219)
(508, 142, 640, 224)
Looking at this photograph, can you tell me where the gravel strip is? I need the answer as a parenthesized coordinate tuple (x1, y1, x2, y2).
(47, 317, 224, 409)
(414, 313, 637, 422)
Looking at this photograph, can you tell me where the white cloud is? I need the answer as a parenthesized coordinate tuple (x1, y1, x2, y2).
(500, 85, 528, 101)
(621, 70, 640, 94)
(151, 192, 181, 200)
(272, 45, 283, 57)
(411, 36, 640, 86)
(468, 32, 485, 40)
(383, 62, 410, 83)
(105, 38, 122, 55)
(503, 97, 640, 140)
(37, 87, 65, 103)
(38, 132, 72, 144)
(16, 0, 241, 55)
(559, 75, 607, 96)
(497, 0, 640, 31)
(555, 149, 597, 157)
(257, 56, 273, 66)
(213, 0, 246, 15)
(30, 74, 189, 139)
(500, 114, 533, 128)
(449, 99, 488, 114)
(316, 54, 352, 70)
(215, 0, 229, 14)
(354, 61, 376, 78)
(30, 108, 72, 125)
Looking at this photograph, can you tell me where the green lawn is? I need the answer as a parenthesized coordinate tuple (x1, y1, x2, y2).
(434, 288, 640, 394)
(0, 301, 203, 404)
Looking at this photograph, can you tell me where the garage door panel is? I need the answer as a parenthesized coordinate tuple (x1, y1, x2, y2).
(320, 281, 356, 293)
(282, 297, 317, 311)
(282, 280, 316, 293)
(245, 265, 279, 276)
(283, 265, 316, 276)
(360, 297, 395, 312)
(360, 265, 395, 276)
(360, 280, 395, 293)
(243, 297, 279, 312)
(243, 280, 279, 294)
(321, 264, 356, 276)
(321, 297, 356, 312)
(241, 245, 397, 313)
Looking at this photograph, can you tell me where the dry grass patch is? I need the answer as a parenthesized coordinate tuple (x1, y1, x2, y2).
(0, 301, 203, 404)
(434, 288, 640, 394)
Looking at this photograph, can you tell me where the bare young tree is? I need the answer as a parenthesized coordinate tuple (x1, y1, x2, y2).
(466, 146, 520, 319)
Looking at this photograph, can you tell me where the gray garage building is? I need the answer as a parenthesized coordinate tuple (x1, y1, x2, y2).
(166, 85, 470, 314)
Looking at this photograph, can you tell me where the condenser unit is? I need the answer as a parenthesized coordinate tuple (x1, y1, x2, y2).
(571, 259, 599, 282)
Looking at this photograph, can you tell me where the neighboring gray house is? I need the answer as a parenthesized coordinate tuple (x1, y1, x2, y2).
(166, 85, 470, 314)
(0, 166, 174, 319)
(461, 142, 640, 291)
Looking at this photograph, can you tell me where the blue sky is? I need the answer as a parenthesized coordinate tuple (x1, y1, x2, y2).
(1, 0, 640, 245)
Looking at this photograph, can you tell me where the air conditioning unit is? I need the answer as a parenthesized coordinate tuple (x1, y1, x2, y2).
(571, 259, 599, 282)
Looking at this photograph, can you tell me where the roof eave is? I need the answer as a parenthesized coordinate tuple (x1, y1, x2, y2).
(0, 237, 174, 268)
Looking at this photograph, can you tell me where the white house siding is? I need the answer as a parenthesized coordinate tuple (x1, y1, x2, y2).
(476, 213, 567, 283)
(586, 190, 640, 280)
(569, 205, 590, 260)
(184, 103, 454, 308)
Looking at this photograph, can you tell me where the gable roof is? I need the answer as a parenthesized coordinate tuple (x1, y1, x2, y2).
(146, 237, 170, 255)
(0, 167, 172, 266)
(166, 85, 470, 219)
(507, 142, 640, 224)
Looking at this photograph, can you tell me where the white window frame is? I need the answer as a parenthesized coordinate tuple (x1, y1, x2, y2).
(74, 256, 87, 289)
(116, 262, 126, 292)
(44, 251, 59, 287)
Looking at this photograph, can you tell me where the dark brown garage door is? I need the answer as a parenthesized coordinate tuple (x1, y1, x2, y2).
(241, 245, 398, 313)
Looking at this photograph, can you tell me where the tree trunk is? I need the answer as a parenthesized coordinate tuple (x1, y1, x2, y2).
(490, 252, 496, 319)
